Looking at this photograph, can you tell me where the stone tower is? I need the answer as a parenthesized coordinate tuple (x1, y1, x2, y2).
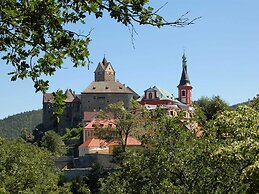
(81, 57, 139, 112)
(94, 57, 115, 81)
(177, 53, 192, 105)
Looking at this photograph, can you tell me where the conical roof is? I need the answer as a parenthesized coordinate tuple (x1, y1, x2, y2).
(178, 53, 191, 87)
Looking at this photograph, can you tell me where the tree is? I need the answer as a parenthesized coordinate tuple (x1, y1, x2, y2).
(193, 96, 230, 123)
(99, 116, 214, 193)
(41, 130, 66, 156)
(207, 106, 259, 193)
(0, 138, 71, 193)
(0, 0, 198, 94)
(100, 106, 259, 193)
(96, 100, 144, 152)
(249, 97, 259, 111)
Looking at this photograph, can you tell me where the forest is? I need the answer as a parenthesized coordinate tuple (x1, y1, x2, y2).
(0, 109, 42, 138)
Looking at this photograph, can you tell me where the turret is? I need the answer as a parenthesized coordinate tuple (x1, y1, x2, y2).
(94, 57, 115, 81)
(177, 53, 192, 105)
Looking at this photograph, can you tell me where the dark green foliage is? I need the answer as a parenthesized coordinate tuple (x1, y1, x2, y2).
(41, 130, 66, 156)
(69, 177, 91, 194)
(249, 97, 259, 111)
(193, 96, 230, 124)
(0, 109, 42, 138)
(63, 165, 110, 194)
(0, 138, 71, 193)
(62, 127, 83, 157)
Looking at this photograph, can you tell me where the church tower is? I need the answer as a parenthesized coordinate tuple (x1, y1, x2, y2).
(177, 53, 192, 105)
(94, 57, 115, 81)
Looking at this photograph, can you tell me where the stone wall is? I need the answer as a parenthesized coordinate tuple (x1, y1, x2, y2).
(81, 93, 133, 112)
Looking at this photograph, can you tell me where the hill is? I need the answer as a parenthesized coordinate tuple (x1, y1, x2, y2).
(0, 109, 43, 138)
(231, 100, 250, 109)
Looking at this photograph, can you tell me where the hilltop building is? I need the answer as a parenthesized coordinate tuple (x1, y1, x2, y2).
(139, 53, 193, 116)
(43, 57, 139, 130)
(43, 54, 193, 130)
(178, 53, 192, 105)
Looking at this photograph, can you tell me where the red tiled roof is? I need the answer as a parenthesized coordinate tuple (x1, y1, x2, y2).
(79, 138, 109, 148)
(84, 119, 116, 129)
(79, 136, 141, 148)
(109, 136, 141, 146)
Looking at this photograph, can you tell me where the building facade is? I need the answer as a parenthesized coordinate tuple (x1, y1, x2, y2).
(140, 53, 193, 107)
(43, 58, 139, 130)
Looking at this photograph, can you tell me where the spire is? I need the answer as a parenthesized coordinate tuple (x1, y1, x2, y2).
(178, 53, 191, 86)
(102, 56, 108, 66)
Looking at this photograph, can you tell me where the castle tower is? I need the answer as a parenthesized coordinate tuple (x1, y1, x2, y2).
(94, 57, 115, 81)
(177, 53, 192, 105)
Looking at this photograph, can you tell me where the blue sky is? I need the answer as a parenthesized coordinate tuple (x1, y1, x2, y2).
(1, 0, 259, 119)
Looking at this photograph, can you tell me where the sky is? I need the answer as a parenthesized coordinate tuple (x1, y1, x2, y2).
(1, 0, 259, 119)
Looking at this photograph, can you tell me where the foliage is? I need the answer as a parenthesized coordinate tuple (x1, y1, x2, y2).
(100, 107, 259, 193)
(249, 97, 259, 111)
(207, 106, 259, 193)
(0, 0, 197, 94)
(52, 89, 67, 122)
(0, 109, 42, 138)
(62, 127, 83, 157)
(99, 116, 209, 193)
(96, 100, 144, 152)
(0, 138, 70, 193)
(41, 130, 66, 156)
(62, 164, 110, 194)
(69, 177, 91, 194)
(193, 96, 230, 123)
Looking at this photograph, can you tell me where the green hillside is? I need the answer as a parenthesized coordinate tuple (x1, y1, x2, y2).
(0, 109, 43, 138)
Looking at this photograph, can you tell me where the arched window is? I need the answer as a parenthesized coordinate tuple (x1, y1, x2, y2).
(148, 92, 153, 99)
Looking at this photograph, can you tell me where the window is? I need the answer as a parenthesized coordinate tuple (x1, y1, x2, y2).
(97, 97, 105, 100)
(181, 90, 186, 97)
(148, 92, 153, 99)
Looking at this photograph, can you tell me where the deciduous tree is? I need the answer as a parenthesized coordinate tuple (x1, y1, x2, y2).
(0, 0, 198, 93)
(0, 138, 70, 193)
(96, 100, 144, 152)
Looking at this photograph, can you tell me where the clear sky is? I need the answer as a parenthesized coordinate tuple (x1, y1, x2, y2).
(1, 0, 259, 119)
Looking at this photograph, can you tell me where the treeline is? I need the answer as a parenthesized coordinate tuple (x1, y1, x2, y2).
(0, 109, 42, 138)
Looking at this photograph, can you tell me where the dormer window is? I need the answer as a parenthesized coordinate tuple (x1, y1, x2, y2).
(148, 92, 153, 99)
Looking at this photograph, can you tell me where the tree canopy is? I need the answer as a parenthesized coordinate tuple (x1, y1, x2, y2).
(100, 105, 259, 193)
(96, 100, 144, 152)
(193, 96, 230, 124)
(0, 0, 198, 94)
(0, 109, 42, 138)
(0, 138, 70, 193)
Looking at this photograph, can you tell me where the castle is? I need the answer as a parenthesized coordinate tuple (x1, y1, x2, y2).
(43, 54, 192, 130)
(43, 57, 139, 130)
